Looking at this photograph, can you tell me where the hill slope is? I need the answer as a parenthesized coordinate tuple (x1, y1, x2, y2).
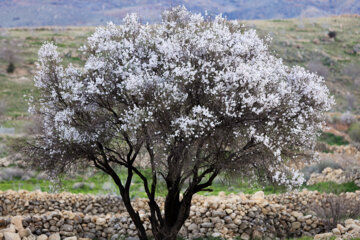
(0, 0, 360, 27)
(0, 16, 359, 133)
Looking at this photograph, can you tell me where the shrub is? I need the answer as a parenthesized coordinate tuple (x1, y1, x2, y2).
(349, 122, 360, 143)
(311, 194, 360, 231)
(6, 62, 15, 73)
(318, 132, 349, 146)
(342, 63, 360, 81)
(339, 112, 356, 125)
(315, 142, 332, 153)
(301, 161, 343, 180)
(328, 31, 336, 39)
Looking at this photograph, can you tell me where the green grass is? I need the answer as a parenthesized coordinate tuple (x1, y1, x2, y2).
(348, 122, 360, 142)
(0, 76, 34, 117)
(305, 181, 360, 194)
(318, 132, 349, 146)
(0, 172, 119, 196)
(0, 166, 358, 197)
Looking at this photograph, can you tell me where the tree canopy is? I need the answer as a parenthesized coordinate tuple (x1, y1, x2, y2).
(27, 6, 333, 240)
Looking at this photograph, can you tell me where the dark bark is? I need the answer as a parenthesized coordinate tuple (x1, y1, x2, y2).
(149, 167, 220, 240)
(92, 136, 222, 240)
(93, 142, 149, 240)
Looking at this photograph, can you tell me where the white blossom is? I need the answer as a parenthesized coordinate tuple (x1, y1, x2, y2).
(31, 6, 334, 187)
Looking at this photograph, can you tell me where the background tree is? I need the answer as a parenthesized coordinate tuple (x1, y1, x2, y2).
(25, 7, 333, 240)
(6, 62, 15, 73)
(0, 43, 19, 74)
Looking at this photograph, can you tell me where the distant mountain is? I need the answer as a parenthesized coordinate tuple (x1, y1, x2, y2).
(0, 0, 360, 27)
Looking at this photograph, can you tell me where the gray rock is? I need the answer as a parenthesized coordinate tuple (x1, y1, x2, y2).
(83, 232, 96, 239)
(61, 224, 74, 232)
(240, 232, 250, 240)
(49, 226, 59, 232)
(188, 223, 198, 231)
(111, 234, 120, 240)
(36, 234, 48, 240)
(354, 44, 360, 54)
(48, 233, 60, 240)
(212, 210, 226, 217)
(200, 222, 213, 228)
(212, 232, 222, 238)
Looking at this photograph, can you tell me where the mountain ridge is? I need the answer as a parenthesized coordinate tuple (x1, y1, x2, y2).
(0, 0, 360, 27)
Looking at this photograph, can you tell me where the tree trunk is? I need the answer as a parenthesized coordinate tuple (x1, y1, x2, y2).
(109, 170, 148, 240)
(153, 227, 178, 240)
(122, 196, 148, 240)
(151, 185, 194, 240)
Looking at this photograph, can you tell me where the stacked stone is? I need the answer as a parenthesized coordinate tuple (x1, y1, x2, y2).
(265, 190, 360, 213)
(306, 167, 360, 187)
(181, 192, 324, 239)
(0, 191, 328, 240)
(0, 190, 125, 217)
(0, 215, 79, 240)
(314, 219, 360, 240)
(307, 167, 348, 186)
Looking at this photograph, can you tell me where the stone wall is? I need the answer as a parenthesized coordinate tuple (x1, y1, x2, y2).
(5, 189, 360, 219)
(0, 190, 334, 240)
(314, 218, 360, 240)
(1, 190, 360, 239)
(0, 190, 125, 217)
(307, 167, 360, 187)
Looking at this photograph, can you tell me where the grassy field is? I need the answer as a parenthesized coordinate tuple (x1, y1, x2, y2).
(0, 167, 358, 197)
(0, 16, 359, 129)
(246, 17, 360, 113)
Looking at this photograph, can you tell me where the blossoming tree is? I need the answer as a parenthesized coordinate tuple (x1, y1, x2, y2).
(27, 6, 333, 240)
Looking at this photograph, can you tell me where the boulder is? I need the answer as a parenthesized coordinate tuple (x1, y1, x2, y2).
(251, 191, 265, 201)
(292, 222, 301, 230)
(18, 228, 31, 238)
(36, 235, 48, 240)
(0, 225, 16, 233)
(96, 218, 106, 226)
(188, 223, 198, 231)
(251, 191, 268, 204)
(3, 232, 20, 240)
(61, 224, 74, 232)
(240, 232, 250, 240)
(48, 233, 60, 240)
(10, 217, 23, 231)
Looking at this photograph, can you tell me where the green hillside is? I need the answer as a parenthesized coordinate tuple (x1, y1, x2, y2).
(247, 16, 360, 113)
(0, 16, 359, 133)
